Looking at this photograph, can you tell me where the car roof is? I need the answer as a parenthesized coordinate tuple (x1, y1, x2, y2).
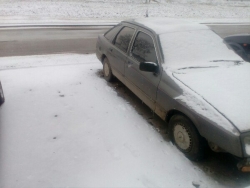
(123, 18, 209, 35)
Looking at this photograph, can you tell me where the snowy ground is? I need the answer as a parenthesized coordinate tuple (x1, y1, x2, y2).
(0, 0, 249, 187)
(0, 54, 225, 188)
(0, 0, 250, 26)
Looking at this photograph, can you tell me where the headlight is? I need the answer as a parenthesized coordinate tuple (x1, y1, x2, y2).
(244, 136, 250, 156)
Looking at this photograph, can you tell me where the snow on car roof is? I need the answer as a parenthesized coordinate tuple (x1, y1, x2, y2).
(132, 18, 209, 34)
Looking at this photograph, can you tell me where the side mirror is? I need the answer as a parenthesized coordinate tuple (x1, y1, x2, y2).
(139, 62, 158, 72)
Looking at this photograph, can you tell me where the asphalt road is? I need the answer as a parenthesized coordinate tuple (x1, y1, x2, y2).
(0, 26, 110, 57)
(209, 24, 250, 38)
(1, 24, 250, 187)
(0, 24, 249, 57)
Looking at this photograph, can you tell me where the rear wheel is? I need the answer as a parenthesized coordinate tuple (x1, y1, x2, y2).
(169, 114, 206, 161)
(0, 82, 5, 105)
(103, 58, 114, 82)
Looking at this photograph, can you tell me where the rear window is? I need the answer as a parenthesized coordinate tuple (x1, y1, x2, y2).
(114, 26, 135, 53)
(104, 25, 122, 42)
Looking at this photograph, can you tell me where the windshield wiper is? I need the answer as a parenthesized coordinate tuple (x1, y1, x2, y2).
(177, 66, 219, 71)
(210, 60, 243, 63)
(176, 60, 244, 71)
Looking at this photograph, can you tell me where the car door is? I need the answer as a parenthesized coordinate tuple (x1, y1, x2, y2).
(107, 26, 136, 77)
(125, 30, 161, 109)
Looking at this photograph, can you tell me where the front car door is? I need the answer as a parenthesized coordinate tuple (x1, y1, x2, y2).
(125, 29, 162, 110)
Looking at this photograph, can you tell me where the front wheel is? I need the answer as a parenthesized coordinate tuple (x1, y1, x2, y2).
(169, 114, 206, 161)
(0, 82, 5, 105)
(103, 58, 114, 82)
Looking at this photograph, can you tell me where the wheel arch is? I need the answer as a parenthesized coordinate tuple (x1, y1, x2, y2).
(101, 54, 107, 64)
(167, 109, 208, 161)
(165, 109, 206, 140)
(166, 109, 189, 124)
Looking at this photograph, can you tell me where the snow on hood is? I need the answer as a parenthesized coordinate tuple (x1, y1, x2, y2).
(159, 26, 246, 134)
(173, 62, 250, 133)
(160, 29, 242, 69)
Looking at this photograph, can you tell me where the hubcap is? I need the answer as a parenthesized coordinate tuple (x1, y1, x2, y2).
(173, 124, 191, 150)
(104, 62, 110, 77)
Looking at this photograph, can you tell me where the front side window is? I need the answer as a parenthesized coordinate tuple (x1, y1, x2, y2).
(114, 27, 135, 53)
(131, 32, 157, 63)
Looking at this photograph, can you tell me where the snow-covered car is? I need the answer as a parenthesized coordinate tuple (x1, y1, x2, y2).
(224, 34, 250, 62)
(0, 81, 4, 105)
(96, 18, 250, 172)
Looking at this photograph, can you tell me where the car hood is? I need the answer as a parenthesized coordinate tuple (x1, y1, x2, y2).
(172, 62, 250, 133)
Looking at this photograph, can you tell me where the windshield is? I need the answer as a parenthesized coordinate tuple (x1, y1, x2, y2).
(160, 29, 243, 69)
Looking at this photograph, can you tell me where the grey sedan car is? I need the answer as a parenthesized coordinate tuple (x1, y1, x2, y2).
(96, 18, 250, 172)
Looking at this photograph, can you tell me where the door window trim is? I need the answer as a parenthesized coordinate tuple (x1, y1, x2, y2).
(129, 30, 160, 66)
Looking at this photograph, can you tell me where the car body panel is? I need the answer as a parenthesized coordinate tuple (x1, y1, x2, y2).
(173, 64, 250, 133)
(156, 71, 243, 157)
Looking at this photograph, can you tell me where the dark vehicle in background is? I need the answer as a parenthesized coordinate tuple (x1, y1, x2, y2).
(224, 35, 250, 62)
(96, 18, 250, 172)
(0, 81, 4, 105)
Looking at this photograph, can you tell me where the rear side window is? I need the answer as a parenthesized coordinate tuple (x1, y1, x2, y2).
(105, 25, 122, 42)
(114, 27, 135, 53)
(131, 32, 157, 63)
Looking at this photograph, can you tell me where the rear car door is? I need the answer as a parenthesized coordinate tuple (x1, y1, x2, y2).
(125, 30, 161, 109)
(107, 26, 136, 77)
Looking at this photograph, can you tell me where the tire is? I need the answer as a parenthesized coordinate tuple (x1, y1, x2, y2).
(169, 114, 206, 161)
(103, 58, 114, 82)
(0, 82, 5, 105)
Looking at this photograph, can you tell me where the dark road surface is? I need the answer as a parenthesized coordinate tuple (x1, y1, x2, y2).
(0, 26, 109, 57)
(1, 23, 250, 187)
(0, 24, 249, 57)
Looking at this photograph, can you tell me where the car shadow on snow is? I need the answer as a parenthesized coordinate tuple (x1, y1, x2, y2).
(96, 69, 250, 188)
